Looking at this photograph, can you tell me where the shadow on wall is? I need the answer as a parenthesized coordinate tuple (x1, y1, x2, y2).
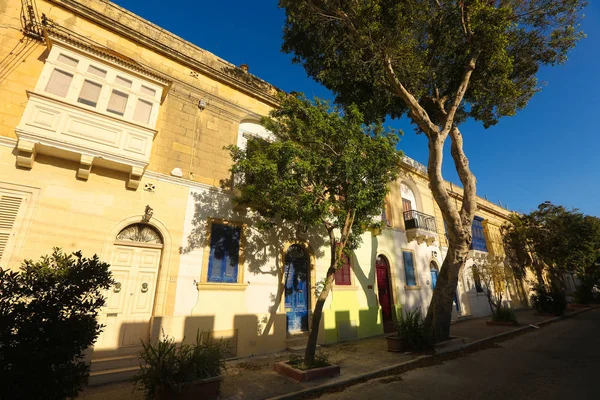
(179, 186, 326, 340)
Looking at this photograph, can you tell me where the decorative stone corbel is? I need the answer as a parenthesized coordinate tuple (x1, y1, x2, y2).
(77, 155, 94, 180)
(127, 166, 144, 190)
(16, 139, 36, 169)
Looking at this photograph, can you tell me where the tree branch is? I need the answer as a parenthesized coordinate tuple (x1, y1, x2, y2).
(384, 56, 439, 137)
(449, 126, 477, 227)
(442, 52, 480, 134)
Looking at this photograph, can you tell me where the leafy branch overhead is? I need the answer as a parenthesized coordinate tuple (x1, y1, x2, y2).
(227, 94, 402, 252)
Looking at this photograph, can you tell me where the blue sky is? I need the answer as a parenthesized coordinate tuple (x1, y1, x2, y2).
(114, 1, 600, 216)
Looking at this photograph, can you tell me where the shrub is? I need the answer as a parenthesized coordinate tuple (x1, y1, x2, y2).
(397, 308, 430, 351)
(0, 249, 113, 400)
(287, 351, 330, 370)
(492, 305, 518, 323)
(133, 331, 228, 399)
(531, 283, 567, 316)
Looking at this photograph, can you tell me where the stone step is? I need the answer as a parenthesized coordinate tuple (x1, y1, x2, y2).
(90, 354, 140, 373)
(88, 366, 140, 386)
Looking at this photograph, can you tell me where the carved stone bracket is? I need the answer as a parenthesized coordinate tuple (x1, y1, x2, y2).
(16, 140, 36, 169)
(128, 166, 144, 190)
(77, 155, 94, 180)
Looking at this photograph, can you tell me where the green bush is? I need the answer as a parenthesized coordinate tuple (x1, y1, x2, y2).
(531, 283, 567, 316)
(397, 308, 430, 351)
(133, 331, 228, 399)
(492, 305, 518, 323)
(0, 249, 113, 400)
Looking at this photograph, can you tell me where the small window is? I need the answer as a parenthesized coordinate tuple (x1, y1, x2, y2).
(56, 53, 79, 67)
(77, 80, 102, 107)
(207, 222, 241, 283)
(335, 253, 351, 285)
(45, 69, 73, 98)
(87, 65, 107, 78)
(107, 90, 128, 116)
(403, 251, 417, 286)
(471, 216, 488, 252)
(115, 75, 132, 88)
(140, 85, 156, 97)
(473, 265, 484, 293)
(133, 99, 152, 124)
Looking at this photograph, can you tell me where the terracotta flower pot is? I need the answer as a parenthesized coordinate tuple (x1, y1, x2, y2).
(156, 376, 223, 400)
(386, 335, 406, 352)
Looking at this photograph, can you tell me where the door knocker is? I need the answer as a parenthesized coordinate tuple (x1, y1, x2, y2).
(141, 282, 149, 293)
(113, 282, 122, 293)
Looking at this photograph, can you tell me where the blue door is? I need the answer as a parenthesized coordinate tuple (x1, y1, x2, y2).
(284, 245, 309, 332)
(430, 268, 438, 289)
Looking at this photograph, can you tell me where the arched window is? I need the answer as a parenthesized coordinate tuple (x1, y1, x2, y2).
(116, 223, 163, 245)
(237, 121, 274, 150)
(400, 183, 417, 213)
(430, 261, 439, 289)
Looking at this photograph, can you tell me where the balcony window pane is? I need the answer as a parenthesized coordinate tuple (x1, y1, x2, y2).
(133, 99, 152, 124)
(107, 90, 128, 116)
(88, 65, 107, 78)
(56, 54, 78, 67)
(45, 69, 73, 98)
(140, 85, 156, 97)
(115, 75, 132, 88)
(77, 80, 102, 107)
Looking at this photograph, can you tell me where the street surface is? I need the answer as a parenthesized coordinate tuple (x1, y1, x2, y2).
(321, 309, 600, 400)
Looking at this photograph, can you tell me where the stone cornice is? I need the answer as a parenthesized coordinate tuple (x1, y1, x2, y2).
(0, 136, 17, 148)
(45, 0, 281, 108)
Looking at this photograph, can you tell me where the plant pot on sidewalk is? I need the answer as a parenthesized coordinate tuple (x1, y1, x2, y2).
(156, 376, 223, 400)
(386, 335, 407, 352)
(274, 361, 340, 382)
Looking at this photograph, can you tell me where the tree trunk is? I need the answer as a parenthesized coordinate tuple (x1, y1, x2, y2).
(304, 264, 335, 365)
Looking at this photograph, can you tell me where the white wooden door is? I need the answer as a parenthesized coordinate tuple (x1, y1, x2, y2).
(96, 245, 161, 349)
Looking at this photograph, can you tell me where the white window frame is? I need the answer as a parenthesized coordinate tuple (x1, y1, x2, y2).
(34, 45, 162, 128)
(236, 121, 275, 150)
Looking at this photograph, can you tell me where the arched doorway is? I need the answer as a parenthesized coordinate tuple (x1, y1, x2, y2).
(96, 223, 163, 350)
(284, 244, 310, 333)
(375, 255, 395, 333)
(430, 261, 439, 289)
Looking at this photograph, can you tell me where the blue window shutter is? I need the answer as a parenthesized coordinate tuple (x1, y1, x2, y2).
(471, 216, 488, 252)
(403, 251, 417, 286)
(207, 223, 241, 283)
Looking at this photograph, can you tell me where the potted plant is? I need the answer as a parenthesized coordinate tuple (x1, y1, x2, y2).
(386, 308, 429, 352)
(133, 331, 227, 400)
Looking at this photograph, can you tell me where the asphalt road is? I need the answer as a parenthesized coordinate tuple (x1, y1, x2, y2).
(320, 309, 600, 400)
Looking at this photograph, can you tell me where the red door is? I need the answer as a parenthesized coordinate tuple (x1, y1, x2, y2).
(376, 255, 395, 333)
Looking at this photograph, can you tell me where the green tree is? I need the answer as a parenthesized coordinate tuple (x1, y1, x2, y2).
(227, 94, 401, 365)
(0, 249, 114, 399)
(503, 202, 600, 295)
(279, 0, 586, 341)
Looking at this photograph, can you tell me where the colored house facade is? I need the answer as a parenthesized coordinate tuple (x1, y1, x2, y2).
(0, 0, 528, 384)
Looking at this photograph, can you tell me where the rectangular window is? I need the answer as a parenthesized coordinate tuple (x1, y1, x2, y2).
(403, 251, 417, 286)
(45, 69, 73, 98)
(133, 99, 152, 124)
(77, 80, 102, 107)
(107, 90, 128, 116)
(335, 253, 351, 285)
(87, 65, 107, 78)
(0, 192, 26, 266)
(140, 85, 156, 97)
(473, 265, 484, 293)
(57, 53, 79, 67)
(115, 75, 132, 88)
(471, 216, 488, 252)
(207, 222, 241, 283)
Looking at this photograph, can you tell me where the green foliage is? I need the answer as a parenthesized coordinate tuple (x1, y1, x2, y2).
(0, 248, 113, 400)
(503, 202, 600, 288)
(133, 331, 227, 400)
(574, 281, 594, 305)
(280, 0, 586, 128)
(531, 283, 567, 316)
(288, 352, 330, 370)
(397, 308, 430, 351)
(228, 94, 402, 252)
(492, 305, 518, 323)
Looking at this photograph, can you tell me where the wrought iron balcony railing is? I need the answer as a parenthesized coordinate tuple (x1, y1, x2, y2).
(403, 210, 437, 233)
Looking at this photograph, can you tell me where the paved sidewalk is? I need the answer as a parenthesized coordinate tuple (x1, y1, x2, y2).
(80, 306, 592, 400)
